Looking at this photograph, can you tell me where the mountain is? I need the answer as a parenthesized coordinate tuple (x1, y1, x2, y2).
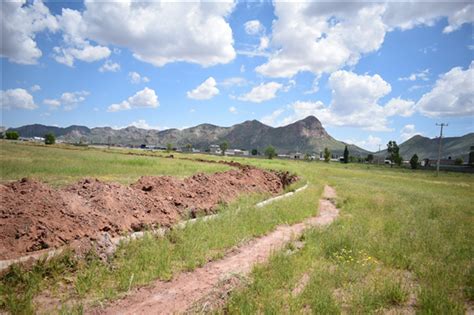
(377, 134, 474, 160)
(7, 116, 369, 155)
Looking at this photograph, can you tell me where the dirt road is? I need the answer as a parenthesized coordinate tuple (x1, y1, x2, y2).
(91, 185, 339, 314)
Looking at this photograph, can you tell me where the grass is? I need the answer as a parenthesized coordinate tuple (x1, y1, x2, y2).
(0, 141, 230, 187)
(1, 141, 473, 313)
(223, 157, 474, 314)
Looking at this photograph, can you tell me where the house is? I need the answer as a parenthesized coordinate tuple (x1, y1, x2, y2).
(209, 144, 221, 154)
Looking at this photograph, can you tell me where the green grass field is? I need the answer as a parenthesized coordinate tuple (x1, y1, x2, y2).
(0, 141, 230, 187)
(0, 141, 473, 314)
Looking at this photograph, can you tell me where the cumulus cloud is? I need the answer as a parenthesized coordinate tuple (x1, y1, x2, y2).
(256, 2, 473, 78)
(384, 97, 416, 117)
(400, 124, 420, 141)
(43, 91, 90, 110)
(53, 8, 110, 67)
(0, 88, 37, 110)
(128, 119, 160, 130)
(398, 69, 430, 81)
(229, 106, 237, 114)
(1, 0, 58, 64)
(344, 135, 382, 152)
(129, 72, 150, 84)
(108, 87, 159, 112)
(265, 70, 415, 131)
(244, 20, 264, 35)
(187, 77, 219, 100)
(417, 62, 474, 117)
(56, 1, 236, 67)
(99, 60, 120, 72)
(238, 82, 283, 103)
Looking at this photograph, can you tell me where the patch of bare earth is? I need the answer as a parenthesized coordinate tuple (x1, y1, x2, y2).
(89, 185, 339, 315)
(0, 165, 296, 261)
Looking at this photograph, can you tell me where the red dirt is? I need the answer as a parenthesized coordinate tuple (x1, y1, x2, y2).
(0, 167, 297, 260)
(89, 185, 339, 314)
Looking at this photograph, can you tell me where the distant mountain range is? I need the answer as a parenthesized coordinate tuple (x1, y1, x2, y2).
(6, 116, 368, 156)
(382, 134, 474, 161)
(6, 117, 473, 159)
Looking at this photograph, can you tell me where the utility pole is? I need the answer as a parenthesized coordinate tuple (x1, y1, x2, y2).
(436, 123, 448, 176)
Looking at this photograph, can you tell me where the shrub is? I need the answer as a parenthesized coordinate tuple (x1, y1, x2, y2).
(343, 145, 349, 163)
(264, 145, 277, 159)
(251, 149, 258, 156)
(44, 133, 55, 145)
(410, 154, 419, 169)
(454, 157, 463, 165)
(5, 131, 19, 140)
(324, 147, 331, 163)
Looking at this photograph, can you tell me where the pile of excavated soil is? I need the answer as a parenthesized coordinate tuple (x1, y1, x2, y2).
(0, 166, 297, 260)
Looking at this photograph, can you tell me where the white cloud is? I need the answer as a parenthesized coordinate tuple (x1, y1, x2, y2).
(108, 87, 159, 112)
(128, 119, 160, 130)
(304, 74, 321, 95)
(384, 97, 416, 117)
(1, 1, 58, 64)
(398, 69, 430, 81)
(244, 20, 264, 35)
(240, 65, 246, 73)
(260, 108, 286, 126)
(400, 124, 420, 141)
(271, 71, 415, 131)
(129, 72, 150, 84)
(238, 82, 283, 103)
(53, 8, 110, 66)
(43, 91, 90, 110)
(344, 135, 382, 152)
(187, 77, 219, 100)
(30, 85, 41, 92)
(417, 62, 474, 117)
(99, 60, 120, 72)
(258, 36, 270, 51)
(55, 2, 235, 67)
(229, 106, 237, 114)
(256, 2, 473, 78)
(0, 88, 37, 110)
(220, 77, 247, 87)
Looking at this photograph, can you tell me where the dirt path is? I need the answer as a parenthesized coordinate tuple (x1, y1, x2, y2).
(90, 185, 339, 315)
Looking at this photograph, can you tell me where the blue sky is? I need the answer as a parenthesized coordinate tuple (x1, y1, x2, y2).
(1, 0, 473, 151)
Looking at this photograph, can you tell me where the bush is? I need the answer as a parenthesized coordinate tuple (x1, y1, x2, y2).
(410, 154, 419, 169)
(251, 149, 258, 156)
(324, 147, 331, 163)
(44, 133, 55, 145)
(5, 131, 19, 140)
(454, 158, 463, 165)
(264, 145, 277, 159)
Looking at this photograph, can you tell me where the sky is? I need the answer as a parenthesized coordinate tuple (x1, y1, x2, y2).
(1, 0, 473, 151)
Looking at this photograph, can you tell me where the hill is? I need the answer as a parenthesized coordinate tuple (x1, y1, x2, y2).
(376, 133, 474, 160)
(8, 116, 369, 155)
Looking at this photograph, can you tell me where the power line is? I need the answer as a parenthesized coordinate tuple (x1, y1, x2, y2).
(435, 123, 448, 176)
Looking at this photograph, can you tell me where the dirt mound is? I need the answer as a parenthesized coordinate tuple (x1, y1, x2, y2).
(0, 168, 297, 260)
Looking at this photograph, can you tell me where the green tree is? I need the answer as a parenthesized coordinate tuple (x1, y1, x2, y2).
(410, 154, 419, 169)
(324, 147, 331, 163)
(251, 149, 258, 156)
(387, 141, 400, 168)
(185, 143, 192, 152)
(5, 131, 19, 140)
(220, 141, 229, 156)
(166, 143, 173, 153)
(264, 145, 277, 159)
(44, 133, 55, 145)
(454, 157, 463, 165)
(367, 154, 374, 163)
(343, 145, 349, 163)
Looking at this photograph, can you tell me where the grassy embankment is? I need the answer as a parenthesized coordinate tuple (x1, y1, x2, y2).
(0, 142, 320, 313)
